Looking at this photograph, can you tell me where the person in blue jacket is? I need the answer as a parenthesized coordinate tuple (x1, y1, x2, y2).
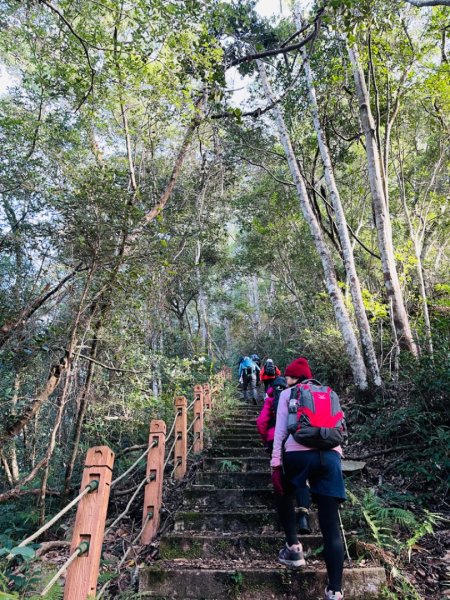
(238, 356, 259, 404)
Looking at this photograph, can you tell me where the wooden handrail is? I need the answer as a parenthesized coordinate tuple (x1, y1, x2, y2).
(173, 396, 187, 480)
(141, 420, 166, 544)
(64, 446, 115, 600)
(60, 368, 229, 598)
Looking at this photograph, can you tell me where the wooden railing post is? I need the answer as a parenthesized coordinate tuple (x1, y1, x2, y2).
(141, 420, 166, 544)
(64, 446, 114, 600)
(174, 396, 187, 479)
(193, 385, 204, 454)
(203, 383, 211, 411)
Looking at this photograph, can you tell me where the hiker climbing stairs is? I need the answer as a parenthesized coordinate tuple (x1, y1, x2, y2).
(139, 402, 386, 599)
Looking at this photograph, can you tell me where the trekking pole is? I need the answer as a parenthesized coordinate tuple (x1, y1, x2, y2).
(338, 509, 352, 567)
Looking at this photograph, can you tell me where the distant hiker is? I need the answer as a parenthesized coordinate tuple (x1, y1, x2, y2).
(256, 375, 287, 455)
(238, 356, 258, 404)
(271, 357, 347, 600)
(250, 353, 262, 385)
(260, 358, 281, 392)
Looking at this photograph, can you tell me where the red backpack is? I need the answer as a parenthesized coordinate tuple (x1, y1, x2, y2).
(287, 380, 346, 450)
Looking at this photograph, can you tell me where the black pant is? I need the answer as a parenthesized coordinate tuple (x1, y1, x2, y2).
(263, 379, 275, 392)
(242, 372, 257, 403)
(275, 493, 344, 592)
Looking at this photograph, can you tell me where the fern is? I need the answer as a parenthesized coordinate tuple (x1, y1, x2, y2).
(350, 488, 442, 599)
(405, 510, 443, 562)
(219, 460, 240, 472)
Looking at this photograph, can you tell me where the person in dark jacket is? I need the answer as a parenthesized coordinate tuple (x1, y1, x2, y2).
(271, 357, 346, 600)
(260, 358, 282, 392)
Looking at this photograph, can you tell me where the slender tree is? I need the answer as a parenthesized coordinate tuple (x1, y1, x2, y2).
(347, 44, 418, 356)
(257, 59, 369, 391)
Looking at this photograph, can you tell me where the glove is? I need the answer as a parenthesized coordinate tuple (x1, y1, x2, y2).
(271, 466, 285, 496)
(239, 376, 243, 384)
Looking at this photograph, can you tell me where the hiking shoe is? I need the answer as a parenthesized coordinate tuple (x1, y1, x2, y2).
(324, 587, 344, 600)
(298, 511, 311, 535)
(278, 543, 306, 568)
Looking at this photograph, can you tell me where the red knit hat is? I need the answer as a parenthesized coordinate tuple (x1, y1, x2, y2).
(284, 357, 312, 380)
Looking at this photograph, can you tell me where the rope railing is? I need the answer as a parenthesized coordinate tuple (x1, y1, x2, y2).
(187, 442, 195, 458)
(105, 473, 156, 536)
(186, 415, 200, 435)
(40, 541, 89, 597)
(110, 440, 158, 489)
(164, 436, 178, 470)
(170, 459, 182, 478)
(8, 367, 232, 600)
(97, 513, 152, 599)
(165, 409, 179, 444)
(13, 480, 99, 551)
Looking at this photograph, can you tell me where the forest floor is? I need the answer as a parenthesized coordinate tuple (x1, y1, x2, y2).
(347, 446, 450, 600)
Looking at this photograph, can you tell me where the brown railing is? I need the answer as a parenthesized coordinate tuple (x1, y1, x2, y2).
(11, 367, 232, 599)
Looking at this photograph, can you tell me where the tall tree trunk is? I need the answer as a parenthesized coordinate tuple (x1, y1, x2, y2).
(61, 300, 103, 503)
(195, 241, 209, 352)
(250, 274, 261, 334)
(397, 162, 434, 354)
(300, 43, 382, 387)
(8, 372, 21, 483)
(347, 44, 418, 357)
(40, 267, 95, 517)
(257, 60, 368, 390)
(0, 450, 14, 486)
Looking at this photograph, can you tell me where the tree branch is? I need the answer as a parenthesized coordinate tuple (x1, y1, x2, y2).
(126, 93, 206, 246)
(0, 457, 48, 503)
(405, 0, 450, 6)
(227, 11, 323, 67)
(0, 263, 84, 349)
(305, 182, 381, 260)
(75, 351, 148, 374)
(1, 353, 69, 444)
(38, 0, 95, 110)
(238, 156, 295, 186)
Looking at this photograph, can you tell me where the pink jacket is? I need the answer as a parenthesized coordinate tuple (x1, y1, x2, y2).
(256, 389, 276, 444)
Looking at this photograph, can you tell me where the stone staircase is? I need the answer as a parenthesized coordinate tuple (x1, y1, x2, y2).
(139, 404, 386, 599)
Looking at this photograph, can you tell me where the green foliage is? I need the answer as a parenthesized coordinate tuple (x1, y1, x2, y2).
(218, 460, 240, 473)
(349, 488, 442, 599)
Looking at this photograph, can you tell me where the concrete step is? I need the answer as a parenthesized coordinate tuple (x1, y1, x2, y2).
(223, 418, 260, 427)
(203, 456, 270, 472)
(140, 561, 386, 599)
(174, 509, 280, 533)
(215, 436, 262, 445)
(219, 432, 259, 439)
(159, 533, 324, 560)
(175, 507, 320, 533)
(215, 427, 261, 440)
(195, 470, 270, 488)
(183, 487, 275, 509)
(219, 424, 258, 432)
(208, 445, 265, 457)
(213, 437, 265, 448)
